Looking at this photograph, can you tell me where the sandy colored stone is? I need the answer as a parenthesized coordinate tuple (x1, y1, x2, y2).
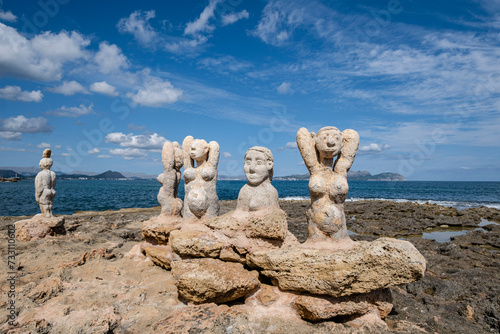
(208, 209, 288, 241)
(249, 238, 426, 297)
(294, 289, 393, 322)
(219, 246, 246, 263)
(15, 215, 65, 241)
(296, 127, 359, 244)
(182, 136, 220, 220)
(157, 141, 183, 216)
(171, 258, 260, 304)
(142, 244, 173, 270)
(58, 247, 115, 268)
(142, 214, 182, 245)
(255, 284, 280, 306)
(170, 229, 224, 258)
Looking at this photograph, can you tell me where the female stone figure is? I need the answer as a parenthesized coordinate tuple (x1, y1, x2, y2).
(157, 141, 183, 216)
(236, 146, 279, 213)
(182, 136, 220, 220)
(296, 126, 359, 247)
(35, 149, 57, 218)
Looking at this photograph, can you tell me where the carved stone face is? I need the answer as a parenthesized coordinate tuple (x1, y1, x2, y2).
(244, 150, 272, 186)
(315, 130, 342, 159)
(190, 140, 208, 162)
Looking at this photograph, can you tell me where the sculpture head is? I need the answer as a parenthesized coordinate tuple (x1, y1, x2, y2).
(39, 157, 53, 170)
(314, 126, 343, 159)
(244, 146, 273, 186)
(190, 139, 209, 162)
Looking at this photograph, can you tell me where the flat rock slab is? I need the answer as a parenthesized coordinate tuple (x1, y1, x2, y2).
(142, 215, 182, 245)
(170, 230, 224, 258)
(248, 238, 426, 297)
(207, 209, 288, 240)
(15, 215, 65, 241)
(294, 289, 393, 322)
(171, 258, 260, 304)
(142, 244, 173, 270)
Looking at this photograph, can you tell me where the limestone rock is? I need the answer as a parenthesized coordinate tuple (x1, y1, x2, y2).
(142, 244, 173, 270)
(208, 209, 288, 241)
(170, 229, 224, 258)
(142, 215, 182, 245)
(15, 215, 65, 241)
(171, 258, 260, 304)
(294, 289, 393, 322)
(248, 238, 426, 297)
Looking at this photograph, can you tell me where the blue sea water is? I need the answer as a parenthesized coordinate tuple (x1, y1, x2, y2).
(0, 179, 499, 216)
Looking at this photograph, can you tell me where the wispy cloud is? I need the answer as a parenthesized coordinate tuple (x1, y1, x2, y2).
(46, 104, 94, 117)
(221, 10, 249, 26)
(117, 10, 159, 47)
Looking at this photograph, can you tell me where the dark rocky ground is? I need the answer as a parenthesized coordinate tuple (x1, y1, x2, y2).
(0, 200, 499, 333)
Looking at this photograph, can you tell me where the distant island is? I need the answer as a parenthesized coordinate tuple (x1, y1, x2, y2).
(274, 170, 406, 181)
(1, 168, 405, 181)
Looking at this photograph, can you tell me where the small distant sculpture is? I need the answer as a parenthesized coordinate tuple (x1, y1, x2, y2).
(182, 136, 220, 220)
(157, 141, 183, 216)
(236, 146, 279, 213)
(35, 149, 57, 218)
(296, 126, 359, 245)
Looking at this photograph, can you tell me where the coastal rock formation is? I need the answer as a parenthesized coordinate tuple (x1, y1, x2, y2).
(182, 136, 220, 220)
(296, 126, 359, 247)
(15, 149, 65, 241)
(248, 238, 426, 297)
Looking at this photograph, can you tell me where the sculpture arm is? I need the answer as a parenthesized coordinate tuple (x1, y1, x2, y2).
(172, 141, 184, 170)
(161, 142, 175, 170)
(296, 127, 319, 174)
(35, 174, 42, 202)
(333, 129, 359, 174)
(207, 141, 220, 167)
(182, 136, 194, 169)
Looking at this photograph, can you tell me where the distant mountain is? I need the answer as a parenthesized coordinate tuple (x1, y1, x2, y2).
(92, 170, 126, 179)
(0, 169, 21, 178)
(121, 172, 157, 179)
(275, 170, 406, 181)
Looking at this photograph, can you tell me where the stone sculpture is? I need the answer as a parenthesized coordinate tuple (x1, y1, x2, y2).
(141, 142, 184, 258)
(132, 131, 426, 330)
(35, 149, 57, 218)
(296, 126, 359, 248)
(182, 136, 220, 220)
(16, 149, 65, 241)
(157, 141, 183, 216)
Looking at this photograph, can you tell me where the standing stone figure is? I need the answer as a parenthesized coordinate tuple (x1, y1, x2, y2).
(35, 149, 57, 218)
(182, 136, 220, 220)
(236, 146, 279, 213)
(296, 126, 359, 245)
(157, 141, 183, 216)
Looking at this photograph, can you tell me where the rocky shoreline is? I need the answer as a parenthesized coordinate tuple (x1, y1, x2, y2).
(1, 200, 499, 333)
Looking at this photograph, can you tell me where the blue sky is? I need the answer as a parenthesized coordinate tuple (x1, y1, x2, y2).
(0, 0, 499, 180)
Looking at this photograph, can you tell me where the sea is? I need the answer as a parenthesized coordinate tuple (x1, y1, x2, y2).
(1, 179, 499, 217)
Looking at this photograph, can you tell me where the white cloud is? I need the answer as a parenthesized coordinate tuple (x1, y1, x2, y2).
(47, 81, 90, 96)
(37, 142, 51, 149)
(0, 23, 90, 81)
(117, 10, 158, 47)
(0, 115, 51, 133)
(184, 0, 221, 36)
(0, 85, 43, 102)
(90, 81, 119, 96)
(88, 148, 100, 154)
(0, 146, 25, 152)
(221, 10, 250, 26)
(54, 145, 62, 149)
(127, 71, 182, 107)
(198, 55, 252, 73)
(359, 143, 390, 153)
(105, 132, 167, 149)
(94, 42, 129, 74)
(277, 141, 298, 151)
(165, 36, 208, 54)
(109, 148, 147, 159)
(0, 8, 17, 22)
(46, 104, 94, 118)
(222, 152, 232, 158)
(0, 131, 21, 140)
(277, 82, 291, 94)
(61, 152, 71, 157)
(97, 154, 111, 159)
